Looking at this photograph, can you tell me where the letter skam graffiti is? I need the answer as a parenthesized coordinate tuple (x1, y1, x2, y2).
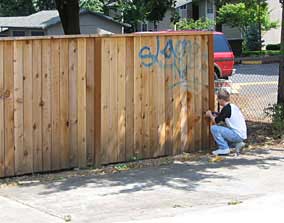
(138, 36, 207, 90)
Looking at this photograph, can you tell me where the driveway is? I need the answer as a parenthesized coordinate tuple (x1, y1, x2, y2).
(0, 147, 284, 223)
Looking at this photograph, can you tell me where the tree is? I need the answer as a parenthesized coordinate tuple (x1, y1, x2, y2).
(55, 0, 80, 34)
(115, 0, 176, 32)
(0, 0, 35, 16)
(214, 0, 232, 31)
(217, 1, 278, 49)
(278, 2, 284, 105)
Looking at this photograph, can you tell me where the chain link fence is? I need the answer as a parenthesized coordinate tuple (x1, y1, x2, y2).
(215, 63, 279, 122)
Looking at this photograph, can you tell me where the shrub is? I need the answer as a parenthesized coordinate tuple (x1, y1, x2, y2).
(264, 104, 284, 138)
(266, 44, 281, 50)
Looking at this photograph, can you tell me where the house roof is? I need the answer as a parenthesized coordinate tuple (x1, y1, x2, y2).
(175, 0, 193, 8)
(0, 9, 130, 30)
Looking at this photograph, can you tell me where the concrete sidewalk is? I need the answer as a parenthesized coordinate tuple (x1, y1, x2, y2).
(0, 147, 284, 223)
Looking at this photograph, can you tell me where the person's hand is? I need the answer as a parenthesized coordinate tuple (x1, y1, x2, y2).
(205, 110, 212, 118)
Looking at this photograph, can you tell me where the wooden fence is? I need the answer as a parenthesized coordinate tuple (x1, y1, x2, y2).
(0, 33, 214, 177)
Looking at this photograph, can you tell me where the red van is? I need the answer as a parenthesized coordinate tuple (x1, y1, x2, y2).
(214, 32, 235, 79)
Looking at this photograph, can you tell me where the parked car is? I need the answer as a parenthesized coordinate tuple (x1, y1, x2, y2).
(214, 32, 235, 79)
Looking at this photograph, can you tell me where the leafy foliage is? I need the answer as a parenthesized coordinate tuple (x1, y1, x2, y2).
(245, 23, 262, 51)
(0, 0, 56, 16)
(115, 0, 176, 32)
(175, 18, 215, 31)
(265, 104, 284, 138)
(0, 0, 35, 16)
(217, 1, 278, 50)
(217, 1, 278, 35)
(80, 0, 104, 13)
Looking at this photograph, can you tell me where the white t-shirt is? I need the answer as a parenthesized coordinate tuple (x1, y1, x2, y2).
(215, 103, 247, 139)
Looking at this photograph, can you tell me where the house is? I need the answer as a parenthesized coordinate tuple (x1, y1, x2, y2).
(0, 9, 130, 37)
(263, 0, 282, 46)
(138, 0, 216, 32)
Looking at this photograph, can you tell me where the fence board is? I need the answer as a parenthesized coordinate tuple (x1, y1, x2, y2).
(59, 39, 70, 169)
(125, 38, 134, 161)
(117, 38, 126, 162)
(23, 40, 33, 174)
(164, 36, 174, 156)
(77, 38, 87, 167)
(101, 38, 111, 164)
(14, 41, 24, 175)
(94, 38, 101, 166)
(201, 36, 210, 150)
(86, 38, 95, 165)
(69, 39, 78, 168)
(194, 37, 202, 151)
(32, 40, 43, 172)
(42, 39, 52, 171)
(4, 41, 15, 176)
(51, 39, 60, 170)
(0, 42, 4, 177)
(109, 39, 118, 163)
(133, 36, 143, 160)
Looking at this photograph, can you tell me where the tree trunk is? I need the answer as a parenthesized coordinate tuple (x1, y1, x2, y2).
(55, 0, 80, 35)
(278, 3, 284, 105)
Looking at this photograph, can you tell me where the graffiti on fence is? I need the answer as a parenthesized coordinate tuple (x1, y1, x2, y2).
(138, 37, 207, 90)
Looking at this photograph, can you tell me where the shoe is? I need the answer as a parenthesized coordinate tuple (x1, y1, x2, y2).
(235, 142, 246, 155)
(212, 148, 230, 156)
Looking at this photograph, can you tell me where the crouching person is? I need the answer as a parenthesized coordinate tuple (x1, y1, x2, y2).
(206, 89, 247, 156)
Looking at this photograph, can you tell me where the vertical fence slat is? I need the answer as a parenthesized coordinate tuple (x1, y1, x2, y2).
(141, 37, 151, 159)
(201, 36, 210, 150)
(51, 39, 61, 170)
(117, 38, 126, 162)
(172, 37, 181, 156)
(208, 34, 215, 148)
(164, 36, 174, 156)
(42, 39, 52, 171)
(69, 39, 78, 168)
(4, 41, 15, 176)
(23, 40, 33, 174)
(125, 37, 134, 161)
(194, 37, 202, 151)
(0, 42, 4, 177)
(180, 36, 189, 154)
(101, 38, 110, 164)
(94, 38, 102, 166)
(32, 40, 43, 172)
(14, 41, 24, 175)
(59, 39, 70, 169)
(110, 39, 118, 163)
(86, 38, 95, 165)
(77, 38, 87, 167)
(134, 36, 143, 160)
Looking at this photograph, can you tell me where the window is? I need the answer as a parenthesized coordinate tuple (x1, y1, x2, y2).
(180, 5, 187, 9)
(12, 31, 25, 36)
(214, 35, 231, 52)
(31, 31, 45, 36)
(207, 0, 214, 14)
(142, 23, 148, 32)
